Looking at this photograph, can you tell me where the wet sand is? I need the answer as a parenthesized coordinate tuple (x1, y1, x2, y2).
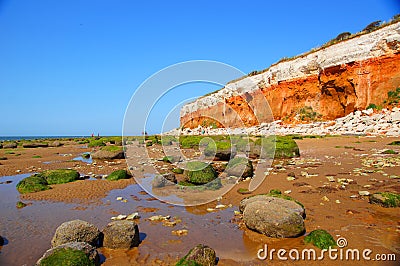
(0, 136, 399, 265)
(0, 141, 125, 177)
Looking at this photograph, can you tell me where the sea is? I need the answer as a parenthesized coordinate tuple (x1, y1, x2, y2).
(0, 136, 89, 141)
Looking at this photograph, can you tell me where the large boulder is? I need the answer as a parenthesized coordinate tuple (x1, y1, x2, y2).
(204, 145, 236, 161)
(184, 161, 217, 185)
(369, 192, 400, 207)
(22, 142, 48, 148)
(239, 195, 305, 216)
(36, 242, 100, 266)
(91, 146, 124, 160)
(41, 169, 80, 185)
(3, 142, 17, 149)
(51, 220, 101, 248)
(16, 169, 81, 194)
(16, 175, 49, 194)
(243, 197, 305, 238)
(102, 220, 140, 249)
(49, 141, 62, 147)
(214, 148, 236, 161)
(226, 157, 253, 178)
(176, 244, 216, 266)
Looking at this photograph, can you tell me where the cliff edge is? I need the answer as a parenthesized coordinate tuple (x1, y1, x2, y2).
(181, 21, 400, 129)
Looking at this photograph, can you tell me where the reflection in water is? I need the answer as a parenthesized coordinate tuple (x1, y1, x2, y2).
(73, 154, 93, 164)
(0, 174, 257, 265)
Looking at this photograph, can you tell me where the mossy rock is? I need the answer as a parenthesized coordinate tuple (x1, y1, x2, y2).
(369, 192, 400, 207)
(101, 146, 123, 152)
(203, 141, 232, 160)
(382, 149, 398, 154)
(88, 139, 105, 148)
(37, 242, 99, 266)
(106, 170, 131, 181)
(179, 136, 204, 149)
(253, 136, 300, 159)
(16, 169, 80, 194)
(39, 248, 95, 266)
(176, 244, 216, 266)
(237, 188, 251, 194)
(160, 136, 177, 146)
(162, 155, 179, 163)
(41, 169, 80, 185)
(16, 175, 49, 194)
(178, 180, 196, 187)
(203, 178, 222, 190)
(226, 157, 253, 178)
(172, 168, 184, 174)
(184, 161, 217, 185)
(16, 201, 27, 209)
(269, 189, 282, 195)
(304, 229, 336, 250)
(77, 139, 90, 144)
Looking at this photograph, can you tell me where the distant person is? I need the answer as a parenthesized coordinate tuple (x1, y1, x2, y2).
(91, 133, 94, 138)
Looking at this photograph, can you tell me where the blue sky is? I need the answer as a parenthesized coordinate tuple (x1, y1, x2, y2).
(0, 0, 399, 136)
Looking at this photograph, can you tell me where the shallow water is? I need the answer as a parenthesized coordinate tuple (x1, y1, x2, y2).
(0, 174, 259, 265)
(73, 154, 93, 164)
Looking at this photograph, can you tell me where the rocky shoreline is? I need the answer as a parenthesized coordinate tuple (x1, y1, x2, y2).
(172, 107, 400, 137)
(1, 135, 400, 265)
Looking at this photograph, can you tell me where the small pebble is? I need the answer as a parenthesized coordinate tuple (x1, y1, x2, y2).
(358, 191, 370, 196)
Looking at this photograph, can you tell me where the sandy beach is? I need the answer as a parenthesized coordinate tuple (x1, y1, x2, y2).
(0, 136, 399, 265)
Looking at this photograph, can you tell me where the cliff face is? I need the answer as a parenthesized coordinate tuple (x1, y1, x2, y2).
(181, 22, 400, 129)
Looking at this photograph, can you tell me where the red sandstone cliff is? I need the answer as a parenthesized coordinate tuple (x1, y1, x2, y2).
(181, 22, 400, 129)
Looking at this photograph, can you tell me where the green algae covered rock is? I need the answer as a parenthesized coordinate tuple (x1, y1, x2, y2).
(176, 244, 216, 266)
(369, 192, 400, 207)
(304, 229, 336, 250)
(106, 170, 131, 181)
(184, 161, 217, 185)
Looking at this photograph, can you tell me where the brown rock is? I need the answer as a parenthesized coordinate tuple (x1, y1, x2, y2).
(239, 195, 305, 216)
(91, 150, 124, 160)
(243, 200, 305, 238)
(51, 220, 101, 247)
(22, 142, 48, 148)
(102, 220, 140, 249)
(3, 142, 17, 149)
